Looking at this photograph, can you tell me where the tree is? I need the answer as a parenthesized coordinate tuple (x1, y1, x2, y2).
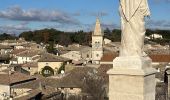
(46, 41, 55, 54)
(104, 28, 111, 34)
(104, 29, 121, 42)
(19, 28, 92, 46)
(146, 29, 154, 37)
(19, 31, 33, 41)
(0, 33, 17, 40)
(58, 33, 72, 46)
(43, 32, 49, 43)
(82, 69, 106, 100)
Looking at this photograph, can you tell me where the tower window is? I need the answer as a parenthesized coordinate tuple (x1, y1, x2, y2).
(96, 54, 99, 57)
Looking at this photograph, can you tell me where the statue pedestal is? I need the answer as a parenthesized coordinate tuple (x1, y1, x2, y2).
(107, 56, 156, 100)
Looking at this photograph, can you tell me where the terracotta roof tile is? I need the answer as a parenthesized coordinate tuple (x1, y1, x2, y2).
(38, 53, 70, 62)
(149, 55, 170, 62)
(21, 62, 38, 68)
(97, 64, 112, 83)
(0, 44, 13, 49)
(101, 53, 118, 62)
(11, 49, 27, 55)
(47, 67, 95, 88)
(16, 50, 40, 57)
(0, 70, 36, 85)
(101, 53, 170, 63)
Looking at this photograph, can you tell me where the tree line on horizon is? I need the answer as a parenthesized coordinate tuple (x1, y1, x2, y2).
(0, 28, 170, 46)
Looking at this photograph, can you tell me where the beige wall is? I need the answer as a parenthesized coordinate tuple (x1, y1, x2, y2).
(38, 62, 63, 74)
(22, 67, 38, 75)
(61, 51, 81, 61)
(11, 88, 31, 97)
(92, 36, 103, 63)
(59, 88, 81, 94)
(81, 49, 92, 62)
(100, 61, 113, 65)
(0, 84, 10, 99)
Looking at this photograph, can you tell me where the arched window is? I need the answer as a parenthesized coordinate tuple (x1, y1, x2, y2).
(41, 66, 54, 77)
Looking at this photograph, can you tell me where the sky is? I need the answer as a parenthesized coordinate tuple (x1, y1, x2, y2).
(0, 0, 169, 34)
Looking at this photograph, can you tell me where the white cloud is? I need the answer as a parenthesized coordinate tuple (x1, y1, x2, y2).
(0, 6, 79, 25)
(146, 19, 170, 29)
(0, 22, 31, 34)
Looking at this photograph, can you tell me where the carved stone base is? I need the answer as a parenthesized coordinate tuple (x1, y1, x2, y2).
(107, 56, 156, 100)
(113, 56, 152, 69)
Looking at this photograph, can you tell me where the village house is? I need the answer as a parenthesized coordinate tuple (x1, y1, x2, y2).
(21, 62, 38, 75)
(150, 33, 163, 39)
(46, 67, 98, 99)
(0, 45, 13, 64)
(21, 42, 44, 50)
(10, 49, 27, 57)
(38, 53, 71, 77)
(59, 44, 92, 64)
(104, 38, 112, 45)
(0, 44, 13, 55)
(10, 50, 41, 65)
(0, 69, 63, 100)
(103, 42, 120, 53)
(0, 70, 38, 100)
(0, 38, 28, 47)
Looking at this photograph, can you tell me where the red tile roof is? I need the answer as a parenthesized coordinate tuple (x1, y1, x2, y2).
(0, 70, 36, 85)
(101, 53, 118, 62)
(149, 55, 170, 62)
(97, 64, 112, 83)
(101, 53, 170, 63)
(11, 49, 27, 55)
(21, 62, 38, 68)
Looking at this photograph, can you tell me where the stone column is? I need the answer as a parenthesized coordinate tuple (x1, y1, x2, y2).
(107, 56, 156, 100)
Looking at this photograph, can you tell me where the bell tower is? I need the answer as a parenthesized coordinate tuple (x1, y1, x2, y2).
(92, 18, 103, 64)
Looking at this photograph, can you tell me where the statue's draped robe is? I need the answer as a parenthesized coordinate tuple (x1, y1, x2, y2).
(119, 0, 150, 56)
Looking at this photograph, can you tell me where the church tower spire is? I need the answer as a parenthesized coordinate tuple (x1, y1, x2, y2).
(93, 18, 103, 36)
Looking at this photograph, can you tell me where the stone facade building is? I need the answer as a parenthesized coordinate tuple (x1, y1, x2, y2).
(92, 18, 103, 64)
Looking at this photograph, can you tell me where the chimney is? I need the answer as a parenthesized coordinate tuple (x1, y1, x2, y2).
(9, 70, 11, 75)
(56, 52, 59, 56)
(166, 69, 170, 99)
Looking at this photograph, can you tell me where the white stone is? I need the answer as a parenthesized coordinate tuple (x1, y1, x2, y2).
(107, 56, 156, 100)
(119, 0, 150, 56)
(107, 71, 156, 100)
(112, 56, 152, 69)
(107, 0, 156, 99)
(92, 18, 103, 64)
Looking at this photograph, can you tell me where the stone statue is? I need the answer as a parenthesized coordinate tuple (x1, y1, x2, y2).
(119, 0, 150, 57)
